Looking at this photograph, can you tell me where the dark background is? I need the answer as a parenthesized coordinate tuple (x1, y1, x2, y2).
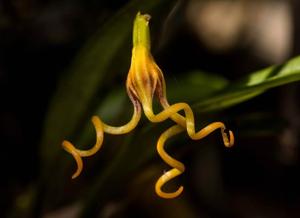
(1, 0, 300, 217)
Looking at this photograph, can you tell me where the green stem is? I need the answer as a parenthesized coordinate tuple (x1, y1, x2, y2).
(133, 12, 151, 49)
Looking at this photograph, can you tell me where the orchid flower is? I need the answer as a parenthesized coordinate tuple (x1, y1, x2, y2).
(62, 12, 234, 199)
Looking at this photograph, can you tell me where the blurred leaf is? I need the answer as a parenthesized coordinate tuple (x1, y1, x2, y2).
(166, 70, 228, 102)
(193, 56, 300, 112)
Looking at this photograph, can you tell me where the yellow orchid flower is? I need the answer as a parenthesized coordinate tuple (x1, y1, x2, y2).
(62, 12, 234, 199)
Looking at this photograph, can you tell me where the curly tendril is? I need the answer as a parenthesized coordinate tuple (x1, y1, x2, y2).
(62, 12, 235, 198)
(62, 100, 141, 179)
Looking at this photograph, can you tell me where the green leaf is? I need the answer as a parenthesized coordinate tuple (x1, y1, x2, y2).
(166, 70, 228, 102)
(193, 56, 300, 112)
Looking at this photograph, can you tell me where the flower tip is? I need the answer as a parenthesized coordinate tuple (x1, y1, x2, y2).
(224, 130, 235, 148)
(62, 140, 83, 179)
(61, 140, 70, 151)
(71, 170, 81, 179)
(144, 14, 151, 22)
(136, 11, 151, 22)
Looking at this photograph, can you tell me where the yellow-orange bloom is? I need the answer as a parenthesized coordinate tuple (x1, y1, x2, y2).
(62, 12, 234, 199)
